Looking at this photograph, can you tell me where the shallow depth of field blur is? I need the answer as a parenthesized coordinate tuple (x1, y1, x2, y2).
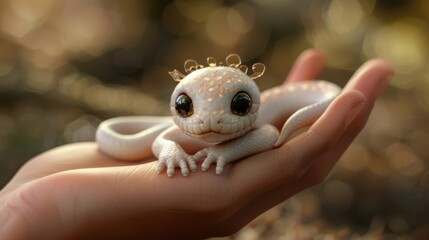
(1, 0, 429, 238)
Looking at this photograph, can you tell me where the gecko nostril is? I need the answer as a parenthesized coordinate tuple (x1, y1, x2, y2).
(217, 118, 224, 124)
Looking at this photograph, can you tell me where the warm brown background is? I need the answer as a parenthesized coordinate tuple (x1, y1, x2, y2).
(1, 0, 428, 238)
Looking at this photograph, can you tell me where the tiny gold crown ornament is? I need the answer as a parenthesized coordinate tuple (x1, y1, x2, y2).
(169, 54, 266, 82)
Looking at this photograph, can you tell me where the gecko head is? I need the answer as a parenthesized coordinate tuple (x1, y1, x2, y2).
(169, 54, 265, 142)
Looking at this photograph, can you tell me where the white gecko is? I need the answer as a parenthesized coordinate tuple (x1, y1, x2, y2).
(96, 54, 340, 177)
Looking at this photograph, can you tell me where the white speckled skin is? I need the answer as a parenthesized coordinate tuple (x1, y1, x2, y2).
(96, 66, 341, 177)
(171, 67, 260, 142)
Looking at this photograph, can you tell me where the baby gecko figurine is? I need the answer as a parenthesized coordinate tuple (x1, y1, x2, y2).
(96, 54, 340, 177)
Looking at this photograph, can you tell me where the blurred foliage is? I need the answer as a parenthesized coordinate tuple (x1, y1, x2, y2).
(1, 0, 429, 238)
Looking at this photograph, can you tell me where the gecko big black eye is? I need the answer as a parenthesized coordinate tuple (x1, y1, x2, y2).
(231, 91, 252, 116)
(175, 93, 193, 118)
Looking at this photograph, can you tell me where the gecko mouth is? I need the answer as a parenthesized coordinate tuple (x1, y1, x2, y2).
(172, 112, 258, 142)
(182, 126, 252, 142)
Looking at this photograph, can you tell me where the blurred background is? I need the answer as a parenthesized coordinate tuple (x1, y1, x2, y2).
(0, 0, 428, 238)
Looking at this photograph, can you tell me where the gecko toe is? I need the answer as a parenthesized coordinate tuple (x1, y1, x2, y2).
(201, 155, 215, 171)
(167, 162, 175, 177)
(187, 157, 197, 172)
(193, 149, 208, 161)
(215, 159, 226, 175)
(179, 159, 189, 176)
(156, 161, 165, 174)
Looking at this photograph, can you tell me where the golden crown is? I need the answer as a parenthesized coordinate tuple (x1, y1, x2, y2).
(169, 54, 265, 82)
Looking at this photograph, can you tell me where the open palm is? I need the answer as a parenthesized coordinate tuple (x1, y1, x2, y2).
(0, 49, 393, 239)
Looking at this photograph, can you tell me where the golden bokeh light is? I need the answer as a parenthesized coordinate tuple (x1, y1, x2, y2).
(363, 19, 427, 80)
(206, 7, 241, 47)
(323, 0, 366, 34)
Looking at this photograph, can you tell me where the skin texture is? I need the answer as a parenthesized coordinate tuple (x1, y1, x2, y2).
(0, 49, 393, 239)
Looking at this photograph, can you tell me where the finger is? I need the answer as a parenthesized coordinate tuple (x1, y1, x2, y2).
(216, 93, 373, 231)
(344, 59, 393, 102)
(215, 93, 369, 232)
(263, 59, 393, 185)
(302, 58, 393, 179)
(3, 143, 138, 190)
(217, 59, 394, 229)
(302, 59, 393, 178)
(284, 49, 326, 84)
(230, 90, 365, 198)
(211, 91, 364, 231)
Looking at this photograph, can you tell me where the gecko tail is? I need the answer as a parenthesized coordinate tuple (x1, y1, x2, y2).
(274, 97, 335, 147)
(96, 117, 173, 161)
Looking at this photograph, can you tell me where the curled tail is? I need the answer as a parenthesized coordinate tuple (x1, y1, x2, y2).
(96, 116, 173, 161)
(274, 96, 336, 147)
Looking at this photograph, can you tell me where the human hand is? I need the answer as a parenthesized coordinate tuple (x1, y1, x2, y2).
(0, 49, 393, 239)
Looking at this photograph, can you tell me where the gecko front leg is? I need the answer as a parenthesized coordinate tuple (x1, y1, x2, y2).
(192, 125, 279, 174)
(152, 126, 197, 177)
(152, 126, 211, 177)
